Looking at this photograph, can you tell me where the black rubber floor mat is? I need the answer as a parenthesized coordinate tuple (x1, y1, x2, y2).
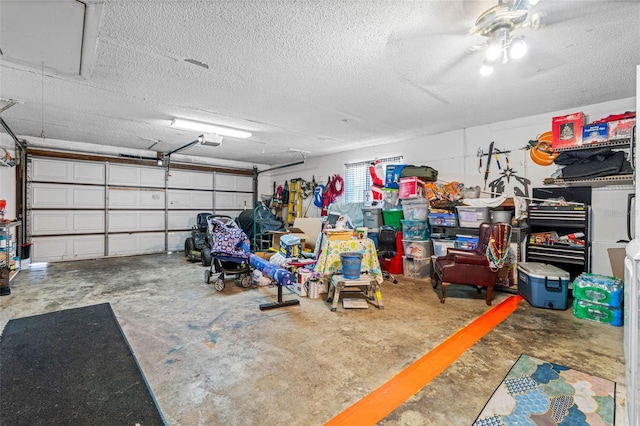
(0, 303, 166, 426)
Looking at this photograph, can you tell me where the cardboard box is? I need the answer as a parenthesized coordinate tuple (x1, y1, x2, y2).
(399, 177, 425, 199)
(325, 230, 354, 241)
(385, 164, 407, 189)
(291, 218, 322, 251)
(582, 123, 608, 144)
(608, 117, 636, 140)
(552, 112, 584, 149)
(269, 228, 307, 252)
(607, 247, 625, 281)
(253, 251, 275, 260)
(292, 268, 313, 297)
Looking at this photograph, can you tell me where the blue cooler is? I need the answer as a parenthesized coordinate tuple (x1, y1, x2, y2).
(517, 262, 570, 310)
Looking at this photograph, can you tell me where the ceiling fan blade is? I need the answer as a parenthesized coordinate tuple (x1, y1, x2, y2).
(468, 42, 487, 52)
(528, 2, 608, 30)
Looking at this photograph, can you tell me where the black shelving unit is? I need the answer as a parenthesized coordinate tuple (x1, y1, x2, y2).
(525, 204, 591, 281)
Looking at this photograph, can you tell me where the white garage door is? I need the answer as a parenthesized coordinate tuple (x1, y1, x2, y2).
(166, 168, 254, 252)
(27, 154, 254, 262)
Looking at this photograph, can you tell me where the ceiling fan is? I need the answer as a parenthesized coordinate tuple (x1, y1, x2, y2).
(468, 0, 543, 75)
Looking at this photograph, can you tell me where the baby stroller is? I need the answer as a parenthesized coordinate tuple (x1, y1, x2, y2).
(203, 217, 253, 291)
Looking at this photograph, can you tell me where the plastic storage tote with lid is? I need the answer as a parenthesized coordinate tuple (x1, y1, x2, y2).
(401, 198, 429, 221)
(401, 219, 430, 241)
(428, 212, 457, 227)
(402, 239, 432, 259)
(362, 207, 383, 229)
(455, 206, 490, 228)
(402, 255, 431, 279)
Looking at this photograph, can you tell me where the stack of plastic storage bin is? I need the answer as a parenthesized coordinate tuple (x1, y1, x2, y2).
(572, 273, 624, 327)
(428, 210, 457, 277)
(401, 198, 432, 279)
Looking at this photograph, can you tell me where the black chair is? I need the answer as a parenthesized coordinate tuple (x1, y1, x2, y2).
(378, 225, 399, 284)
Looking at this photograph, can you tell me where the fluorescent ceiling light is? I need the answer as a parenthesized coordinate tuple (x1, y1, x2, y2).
(289, 148, 311, 154)
(171, 118, 252, 139)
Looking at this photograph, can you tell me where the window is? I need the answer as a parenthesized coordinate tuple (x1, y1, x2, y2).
(344, 156, 403, 203)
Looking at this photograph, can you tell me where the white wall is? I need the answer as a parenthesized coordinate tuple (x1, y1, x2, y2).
(263, 96, 637, 276)
(264, 97, 635, 196)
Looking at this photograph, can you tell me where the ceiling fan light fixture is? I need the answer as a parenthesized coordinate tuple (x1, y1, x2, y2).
(480, 62, 494, 76)
(171, 118, 252, 139)
(485, 42, 502, 61)
(510, 38, 527, 59)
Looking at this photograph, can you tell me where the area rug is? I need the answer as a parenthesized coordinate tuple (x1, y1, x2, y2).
(0, 303, 166, 425)
(474, 354, 615, 425)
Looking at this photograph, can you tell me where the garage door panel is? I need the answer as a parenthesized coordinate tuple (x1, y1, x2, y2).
(108, 212, 139, 231)
(73, 237, 106, 259)
(139, 168, 165, 187)
(108, 233, 164, 256)
(109, 188, 165, 208)
(31, 183, 104, 208)
(28, 155, 254, 260)
(235, 193, 253, 210)
(31, 158, 105, 184)
(168, 231, 190, 252)
(108, 188, 137, 207)
(140, 190, 165, 207)
(221, 210, 243, 219)
(168, 210, 209, 230)
(108, 164, 165, 187)
(74, 163, 105, 183)
(190, 191, 213, 208)
(216, 173, 252, 191)
(168, 189, 212, 209)
(72, 188, 104, 207)
(32, 235, 104, 262)
(32, 237, 70, 261)
(141, 212, 165, 230)
(168, 169, 213, 190)
(32, 211, 104, 235)
(108, 164, 137, 185)
(214, 192, 235, 209)
(215, 192, 253, 211)
(108, 211, 164, 232)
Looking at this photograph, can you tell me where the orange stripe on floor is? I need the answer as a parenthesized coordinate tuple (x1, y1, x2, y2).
(325, 295, 524, 426)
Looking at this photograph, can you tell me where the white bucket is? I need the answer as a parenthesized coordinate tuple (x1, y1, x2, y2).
(490, 210, 513, 224)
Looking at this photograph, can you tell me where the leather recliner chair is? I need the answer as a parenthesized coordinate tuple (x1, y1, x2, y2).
(433, 222, 508, 306)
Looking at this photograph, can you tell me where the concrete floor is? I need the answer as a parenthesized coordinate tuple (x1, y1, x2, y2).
(0, 253, 627, 425)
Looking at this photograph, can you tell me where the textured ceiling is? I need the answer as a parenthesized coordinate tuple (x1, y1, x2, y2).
(0, 0, 638, 166)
